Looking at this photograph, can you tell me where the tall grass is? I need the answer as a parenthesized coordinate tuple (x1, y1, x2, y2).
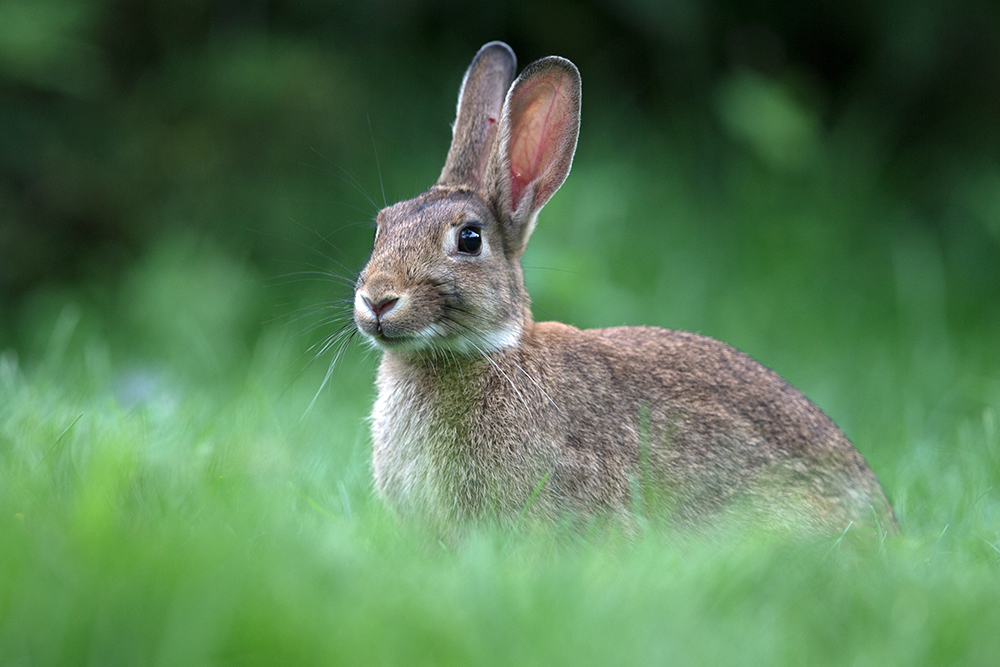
(2, 340, 999, 665)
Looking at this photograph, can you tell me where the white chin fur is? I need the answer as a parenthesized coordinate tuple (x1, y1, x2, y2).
(426, 322, 521, 354)
(362, 321, 521, 355)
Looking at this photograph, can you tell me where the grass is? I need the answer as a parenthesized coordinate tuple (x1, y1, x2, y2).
(3, 102, 1000, 664)
(3, 349, 1000, 665)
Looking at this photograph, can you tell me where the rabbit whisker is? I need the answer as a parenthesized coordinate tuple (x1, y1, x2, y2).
(308, 146, 381, 214)
(279, 304, 353, 331)
(262, 216, 365, 275)
(368, 114, 388, 209)
(303, 328, 358, 419)
(271, 270, 358, 289)
(300, 315, 354, 337)
(308, 325, 355, 361)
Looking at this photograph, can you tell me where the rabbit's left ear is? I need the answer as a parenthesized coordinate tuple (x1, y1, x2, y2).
(488, 56, 581, 255)
(438, 42, 518, 188)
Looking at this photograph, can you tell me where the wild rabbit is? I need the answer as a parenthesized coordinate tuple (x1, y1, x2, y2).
(353, 41, 896, 537)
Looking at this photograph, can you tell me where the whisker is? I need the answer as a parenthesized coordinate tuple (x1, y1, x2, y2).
(306, 325, 354, 359)
(368, 114, 388, 209)
(269, 272, 358, 289)
(309, 146, 380, 213)
(271, 268, 357, 282)
(249, 223, 362, 277)
(284, 218, 366, 279)
(511, 360, 560, 413)
(299, 314, 355, 336)
(303, 329, 358, 419)
(467, 340, 530, 413)
(265, 297, 354, 328)
(279, 189, 374, 219)
(522, 266, 587, 276)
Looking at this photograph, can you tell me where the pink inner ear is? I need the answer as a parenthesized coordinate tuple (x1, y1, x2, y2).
(508, 76, 571, 210)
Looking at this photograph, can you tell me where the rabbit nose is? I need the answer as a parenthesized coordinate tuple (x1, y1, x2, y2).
(364, 295, 399, 319)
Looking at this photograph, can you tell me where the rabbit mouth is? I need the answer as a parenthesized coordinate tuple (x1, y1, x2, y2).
(361, 318, 521, 356)
(369, 329, 419, 349)
(355, 319, 418, 349)
(357, 317, 441, 351)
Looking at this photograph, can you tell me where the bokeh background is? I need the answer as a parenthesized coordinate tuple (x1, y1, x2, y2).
(3, 2, 1000, 663)
(3, 0, 998, 360)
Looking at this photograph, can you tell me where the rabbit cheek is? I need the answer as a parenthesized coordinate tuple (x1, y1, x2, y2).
(448, 257, 519, 335)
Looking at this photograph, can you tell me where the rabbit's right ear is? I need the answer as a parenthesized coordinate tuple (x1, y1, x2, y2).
(437, 42, 517, 188)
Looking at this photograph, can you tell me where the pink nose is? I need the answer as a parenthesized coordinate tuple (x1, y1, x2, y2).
(364, 296, 398, 319)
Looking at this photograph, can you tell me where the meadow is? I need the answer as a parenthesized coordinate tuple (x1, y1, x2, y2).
(3, 3, 1000, 664)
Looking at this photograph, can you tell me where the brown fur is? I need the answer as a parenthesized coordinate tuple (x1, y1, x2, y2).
(353, 42, 896, 539)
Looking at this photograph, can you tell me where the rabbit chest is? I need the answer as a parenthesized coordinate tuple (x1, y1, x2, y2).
(369, 351, 561, 527)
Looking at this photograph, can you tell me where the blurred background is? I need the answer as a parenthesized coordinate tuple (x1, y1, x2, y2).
(4, 5, 1000, 657)
(1, 0, 998, 460)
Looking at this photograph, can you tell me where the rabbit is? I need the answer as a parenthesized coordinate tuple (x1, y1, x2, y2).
(353, 41, 897, 538)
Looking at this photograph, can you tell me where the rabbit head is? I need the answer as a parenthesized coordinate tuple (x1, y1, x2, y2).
(354, 42, 581, 355)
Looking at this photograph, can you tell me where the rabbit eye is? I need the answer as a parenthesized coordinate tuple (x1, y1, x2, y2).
(457, 226, 482, 255)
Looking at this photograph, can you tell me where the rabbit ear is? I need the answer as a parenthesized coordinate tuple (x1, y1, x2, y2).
(488, 56, 580, 254)
(437, 42, 518, 188)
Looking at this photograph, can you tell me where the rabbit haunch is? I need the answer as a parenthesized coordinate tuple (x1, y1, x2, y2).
(353, 41, 896, 536)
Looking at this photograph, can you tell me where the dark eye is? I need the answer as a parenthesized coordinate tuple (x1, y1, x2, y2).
(457, 226, 482, 255)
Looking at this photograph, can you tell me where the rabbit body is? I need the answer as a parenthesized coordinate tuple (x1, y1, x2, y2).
(354, 42, 896, 536)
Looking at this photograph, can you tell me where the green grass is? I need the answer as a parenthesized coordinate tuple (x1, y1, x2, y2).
(2, 347, 1000, 665)
(3, 107, 1000, 664)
